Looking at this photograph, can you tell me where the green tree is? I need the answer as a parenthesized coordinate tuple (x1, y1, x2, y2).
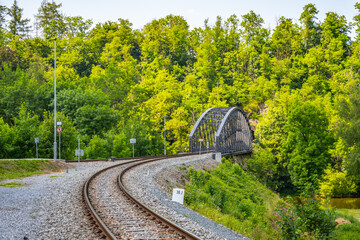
(8, 0, 30, 37)
(64, 16, 92, 38)
(320, 12, 350, 50)
(37, 111, 78, 159)
(249, 93, 294, 193)
(337, 85, 360, 176)
(354, 2, 360, 41)
(299, 4, 321, 51)
(88, 19, 140, 66)
(0, 46, 18, 69)
(35, 0, 65, 39)
(111, 133, 132, 158)
(241, 10, 269, 52)
(141, 15, 190, 69)
(270, 17, 302, 60)
(283, 101, 334, 189)
(84, 135, 108, 159)
(57, 88, 110, 120)
(319, 167, 357, 198)
(0, 117, 15, 158)
(0, 65, 42, 123)
(166, 106, 190, 152)
(0, 5, 7, 30)
(12, 105, 40, 158)
(74, 104, 119, 137)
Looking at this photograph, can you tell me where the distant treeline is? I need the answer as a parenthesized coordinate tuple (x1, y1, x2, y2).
(1, 1, 360, 195)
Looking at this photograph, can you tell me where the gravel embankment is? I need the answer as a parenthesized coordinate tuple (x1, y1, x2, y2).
(123, 154, 249, 240)
(0, 161, 121, 240)
(1, 155, 249, 240)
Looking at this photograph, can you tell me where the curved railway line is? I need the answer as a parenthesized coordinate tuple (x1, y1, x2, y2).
(83, 155, 201, 240)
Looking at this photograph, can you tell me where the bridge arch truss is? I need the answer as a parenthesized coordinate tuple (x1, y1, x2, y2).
(189, 107, 253, 155)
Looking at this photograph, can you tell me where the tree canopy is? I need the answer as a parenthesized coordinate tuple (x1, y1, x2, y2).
(1, 1, 360, 195)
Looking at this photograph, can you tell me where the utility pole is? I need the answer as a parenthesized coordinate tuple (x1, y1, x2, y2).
(164, 115, 168, 155)
(50, 38, 57, 161)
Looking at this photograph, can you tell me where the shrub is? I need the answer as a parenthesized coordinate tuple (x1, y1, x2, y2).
(185, 162, 280, 239)
(275, 187, 336, 239)
(319, 167, 357, 198)
(84, 135, 108, 159)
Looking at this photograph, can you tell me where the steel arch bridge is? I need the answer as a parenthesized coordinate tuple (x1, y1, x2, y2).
(189, 107, 253, 155)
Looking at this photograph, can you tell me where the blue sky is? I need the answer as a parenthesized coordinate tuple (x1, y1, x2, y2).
(4, 0, 359, 31)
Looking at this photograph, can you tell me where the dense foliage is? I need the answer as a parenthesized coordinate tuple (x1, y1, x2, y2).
(185, 161, 280, 239)
(275, 188, 336, 239)
(0, 1, 360, 195)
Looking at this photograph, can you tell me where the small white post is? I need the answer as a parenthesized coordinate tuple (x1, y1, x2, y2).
(59, 131, 61, 159)
(172, 188, 185, 204)
(78, 138, 80, 169)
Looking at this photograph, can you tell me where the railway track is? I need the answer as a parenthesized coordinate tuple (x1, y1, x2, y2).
(83, 155, 201, 240)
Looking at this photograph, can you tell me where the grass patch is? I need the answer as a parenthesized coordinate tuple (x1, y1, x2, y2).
(337, 208, 360, 219)
(185, 162, 281, 240)
(177, 165, 187, 172)
(0, 181, 25, 188)
(334, 210, 360, 239)
(0, 160, 67, 181)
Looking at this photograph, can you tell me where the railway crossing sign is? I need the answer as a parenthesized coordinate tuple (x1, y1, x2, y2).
(57, 126, 62, 133)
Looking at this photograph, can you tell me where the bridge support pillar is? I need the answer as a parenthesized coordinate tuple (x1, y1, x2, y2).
(233, 153, 252, 169)
(212, 152, 222, 163)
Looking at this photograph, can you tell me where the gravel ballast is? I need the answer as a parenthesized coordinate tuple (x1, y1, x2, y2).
(123, 154, 249, 240)
(0, 161, 121, 240)
(1, 155, 249, 239)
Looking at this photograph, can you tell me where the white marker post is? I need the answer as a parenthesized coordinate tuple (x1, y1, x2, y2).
(130, 138, 136, 158)
(215, 152, 222, 162)
(57, 120, 62, 159)
(34, 138, 39, 159)
(75, 139, 83, 169)
(172, 188, 185, 204)
(198, 138, 203, 154)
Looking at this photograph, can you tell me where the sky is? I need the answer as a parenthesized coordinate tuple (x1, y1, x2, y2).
(3, 0, 359, 32)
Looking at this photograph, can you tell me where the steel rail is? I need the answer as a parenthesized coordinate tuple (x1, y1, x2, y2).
(118, 157, 202, 240)
(83, 159, 141, 240)
(83, 153, 200, 240)
(67, 152, 192, 163)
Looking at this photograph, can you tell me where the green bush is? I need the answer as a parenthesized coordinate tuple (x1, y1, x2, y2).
(84, 135, 109, 159)
(319, 167, 357, 198)
(112, 133, 132, 158)
(185, 162, 280, 239)
(275, 187, 336, 239)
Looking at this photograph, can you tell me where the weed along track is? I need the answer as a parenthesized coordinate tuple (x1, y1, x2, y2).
(83, 155, 201, 240)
